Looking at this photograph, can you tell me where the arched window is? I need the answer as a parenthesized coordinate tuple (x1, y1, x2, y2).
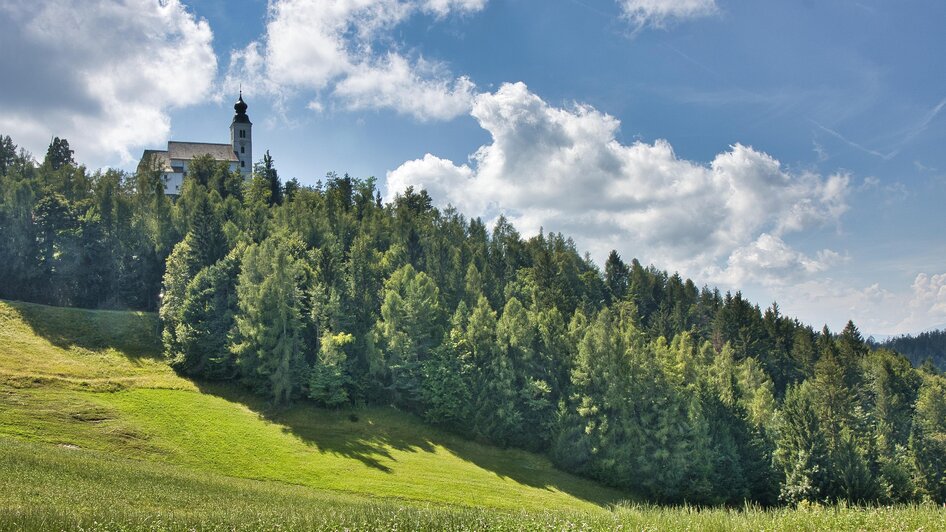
(240, 146, 244, 154)
(241, 161, 245, 167)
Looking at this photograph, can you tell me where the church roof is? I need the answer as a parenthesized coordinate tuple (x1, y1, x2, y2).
(138, 149, 173, 173)
(167, 142, 239, 162)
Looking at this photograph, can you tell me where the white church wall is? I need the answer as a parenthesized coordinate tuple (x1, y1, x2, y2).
(163, 172, 184, 195)
(163, 158, 241, 194)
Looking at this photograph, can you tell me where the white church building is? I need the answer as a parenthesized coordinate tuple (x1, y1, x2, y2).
(138, 94, 252, 195)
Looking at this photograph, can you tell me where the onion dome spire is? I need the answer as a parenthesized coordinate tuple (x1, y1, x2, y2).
(232, 91, 250, 123)
(234, 91, 248, 115)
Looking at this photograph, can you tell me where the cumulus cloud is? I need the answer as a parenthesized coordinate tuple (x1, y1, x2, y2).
(778, 274, 946, 336)
(896, 273, 946, 332)
(0, 0, 216, 165)
(387, 82, 850, 287)
(618, 0, 718, 29)
(724, 234, 843, 286)
(225, 0, 483, 121)
(336, 55, 477, 121)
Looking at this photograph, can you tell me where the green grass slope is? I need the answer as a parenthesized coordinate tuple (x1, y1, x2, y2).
(3, 438, 944, 531)
(0, 300, 623, 511)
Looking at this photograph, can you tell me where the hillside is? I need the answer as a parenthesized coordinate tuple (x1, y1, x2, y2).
(0, 299, 624, 512)
(5, 439, 945, 531)
(880, 330, 946, 372)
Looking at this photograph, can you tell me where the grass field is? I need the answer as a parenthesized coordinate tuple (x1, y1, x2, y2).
(1, 299, 945, 530)
(0, 300, 622, 511)
(3, 437, 944, 531)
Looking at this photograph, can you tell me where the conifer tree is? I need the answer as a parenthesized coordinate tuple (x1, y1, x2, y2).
(776, 382, 832, 504)
(422, 302, 474, 430)
(161, 234, 202, 361)
(173, 248, 241, 379)
(309, 331, 353, 407)
(376, 264, 444, 408)
(910, 376, 946, 502)
(232, 237, 309, 404)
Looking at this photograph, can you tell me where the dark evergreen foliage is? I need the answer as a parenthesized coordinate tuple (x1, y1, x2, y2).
(881, 329, 946, 371)
(1, 133, 943, 506)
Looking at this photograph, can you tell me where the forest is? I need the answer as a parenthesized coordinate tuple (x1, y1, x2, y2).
(1, 133, 944, 506)
(880, 331, 946, 372)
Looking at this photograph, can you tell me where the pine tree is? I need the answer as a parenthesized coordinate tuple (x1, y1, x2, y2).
(604, 250, 629, 302)
(44, 137, 74, 171)
(256, 150, 282, 206)
(189, 190, 228, 267)
(232, 237, 309, 404)
(309, 331, 353, 407)
(174, 249, 241, 379)
(160, 234, 202, 361)
(421, 302, 474, 430)
(910, 376, 946, 502)
(776, 382, 831, 504)
(376, 264, 444, 409)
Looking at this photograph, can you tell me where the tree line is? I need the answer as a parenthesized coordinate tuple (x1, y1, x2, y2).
(880, 331, 946, 372)
(1, 133, 944, 506)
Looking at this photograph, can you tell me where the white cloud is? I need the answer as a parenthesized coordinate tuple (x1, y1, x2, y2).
(897, 273, 946, 332)
(336, 54, 477, 121)
(387, 82, 850, 288)
(225, 0, 484, 121)
(723, 234, 843, 286)
(0, 0, 216, 166)
(618, 0, 718, 29)
(777, 273, 946, 336)
(422, 0, 488, 17)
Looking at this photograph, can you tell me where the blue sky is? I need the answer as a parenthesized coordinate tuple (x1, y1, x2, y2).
(1, 0, 945, 335)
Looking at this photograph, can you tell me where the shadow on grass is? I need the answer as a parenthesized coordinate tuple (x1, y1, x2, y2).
(7, 300, 162, 360)
(3, 299, 627, 507)
(195, 381, 432, 474)
(195, 380, 629, 507)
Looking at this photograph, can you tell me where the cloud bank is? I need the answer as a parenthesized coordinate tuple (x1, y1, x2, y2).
(387, 82, 850, 287)
(225, 0, 484, 121)
(0, 0, 216, 165)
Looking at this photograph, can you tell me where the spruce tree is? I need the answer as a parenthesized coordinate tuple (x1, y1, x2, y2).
(232, 237, 308, 404)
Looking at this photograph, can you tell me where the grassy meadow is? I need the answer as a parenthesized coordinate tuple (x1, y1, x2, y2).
(1, 299, 944, 530)
(3, 437, 944, 531)
(0, 300, 622, 511)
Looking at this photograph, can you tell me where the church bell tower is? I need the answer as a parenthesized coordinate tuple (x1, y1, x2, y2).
(230, 92, 252, 178)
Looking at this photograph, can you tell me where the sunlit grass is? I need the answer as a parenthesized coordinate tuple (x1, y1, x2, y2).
(0, 300, 623, 511)
(2, 298, 944, 530)
(0, 301, 190, 391)
(2, 437, 943, 531)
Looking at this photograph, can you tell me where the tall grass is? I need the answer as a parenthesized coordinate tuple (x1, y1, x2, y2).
(2, 438, 944, 531)
(2, 299, 945, 530)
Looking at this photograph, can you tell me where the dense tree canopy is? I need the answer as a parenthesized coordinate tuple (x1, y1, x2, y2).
(880, 330, 946, 372)
(1, 133, 944, 506)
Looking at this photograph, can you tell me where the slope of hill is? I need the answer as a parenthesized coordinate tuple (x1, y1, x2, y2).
(4, 300, 946, 530)
(0, 299, 624, 511)
(880, 329, 946, 371)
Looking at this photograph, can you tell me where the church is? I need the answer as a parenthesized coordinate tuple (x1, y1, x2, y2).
(138, 94, 253, 195)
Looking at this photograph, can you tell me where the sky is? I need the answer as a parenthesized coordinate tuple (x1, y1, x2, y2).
(1, 0, 945, 336)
